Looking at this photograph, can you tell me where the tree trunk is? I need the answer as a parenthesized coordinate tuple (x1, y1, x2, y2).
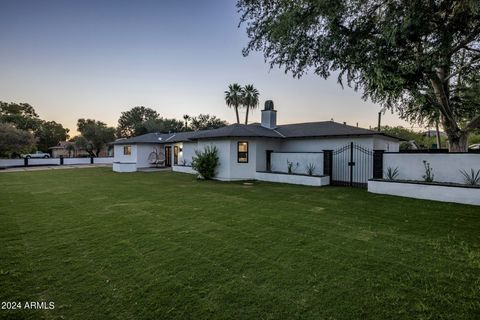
(430, 73, 469, 152)
(446, 130, 468, 152)
(235, 106, 240, 124)
(441, 115, 469, 152)
(435, 121, 441, 148)
(245, 107, 249, 125)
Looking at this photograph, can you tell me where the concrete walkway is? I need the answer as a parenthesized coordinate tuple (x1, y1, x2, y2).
(0, 164, 111, 173)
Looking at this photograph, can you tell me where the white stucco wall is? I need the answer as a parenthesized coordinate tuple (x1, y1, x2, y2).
(383, 153, 480, 184)
(256, 172, 330, 186)
(113, 144, 137, 164)
(196, 140, 233, 180)
(113, 162, 136, 172)
(270, 152, 324, 175)
(373, 137, 400, 152)
(368, 180, 480, 206)
(174, 142, 196, 166)
(136, 145, 160, 168)
(255, 139, 283, 171)
(277, 137, 374, 152)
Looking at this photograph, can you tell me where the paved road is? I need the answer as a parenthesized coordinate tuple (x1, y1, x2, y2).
(0, 164, 111, 173)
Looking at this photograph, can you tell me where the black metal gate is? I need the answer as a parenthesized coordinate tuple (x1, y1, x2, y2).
(331, 142, 373, 188)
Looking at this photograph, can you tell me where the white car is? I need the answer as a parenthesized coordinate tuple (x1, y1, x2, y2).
(469, 144, 480, 150)
(22, 151, 51, 159)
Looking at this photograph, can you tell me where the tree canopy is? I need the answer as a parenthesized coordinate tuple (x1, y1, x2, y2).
(116, 106, 159, 138)
(0, 123, 36, 158)
(142, 117, 185, 133)
(0, 102, 41, 131)
(77, 119, 115, 157)
(35, 121, 70, 152)
(238, 0, 480, 151)
(189, 114, 228, 131)
(117, 106, 189, 137)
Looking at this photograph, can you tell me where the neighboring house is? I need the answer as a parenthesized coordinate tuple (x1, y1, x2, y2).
(113, 104, 400, 183)
(421, 130, 447, 138)
(49, 141, 112, 158)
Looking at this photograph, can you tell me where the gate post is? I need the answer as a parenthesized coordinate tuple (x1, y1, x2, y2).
(373, 150, 384, 179)
(323, 150, 332, 177)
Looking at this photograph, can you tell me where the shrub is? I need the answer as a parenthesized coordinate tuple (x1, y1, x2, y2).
(191, 145, 219, 180)
(422, 160, 434, 182)
(305, 163, 315, 175)
(459, 169, 480, 185)
(385, 167, 399, 180)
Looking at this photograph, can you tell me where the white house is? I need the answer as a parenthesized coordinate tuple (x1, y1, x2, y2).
(113, 103, 400, 185)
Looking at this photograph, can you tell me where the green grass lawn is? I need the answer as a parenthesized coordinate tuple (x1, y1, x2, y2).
(1, 168, 479, 319)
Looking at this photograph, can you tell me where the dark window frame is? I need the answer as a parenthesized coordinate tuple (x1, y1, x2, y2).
(123, 145, 132, 155)
(237, 141, 249, 163)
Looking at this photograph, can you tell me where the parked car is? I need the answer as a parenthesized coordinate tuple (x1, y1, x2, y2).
(469, 143, 480, 150)
(22, 151, 51, 159)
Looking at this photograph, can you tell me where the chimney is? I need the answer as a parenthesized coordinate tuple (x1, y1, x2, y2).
(261, 100, 277, 129)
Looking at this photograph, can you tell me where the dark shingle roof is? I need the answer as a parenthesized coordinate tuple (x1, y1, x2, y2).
(276, 121, 388, 138)
(189, 124, 283, 140)
(113, 121, 400, 145)
(113, 132, 198, 145)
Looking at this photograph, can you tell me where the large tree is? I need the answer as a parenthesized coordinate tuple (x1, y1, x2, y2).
(35, 120, 70, 152)
(77, 119, 115, 157)
(0, 123, 36, 158)
(142, 117, 185, 133)
(238, 0, 480, 151)
(117, 106, 159, 138)
(189, 114, 228, 131)
(0, 102, 41, 131)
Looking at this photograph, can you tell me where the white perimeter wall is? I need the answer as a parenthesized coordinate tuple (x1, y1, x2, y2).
(278, 136, 398, 152)
(368, 180, 480, 206)
(383, 153, 480, 184)
(270, 153, 324, 175)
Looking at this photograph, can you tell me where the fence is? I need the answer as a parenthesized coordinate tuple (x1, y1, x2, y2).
(270, 152, 324, 176)
(380, 152, 480, 184)
(0, 157, 114, 169)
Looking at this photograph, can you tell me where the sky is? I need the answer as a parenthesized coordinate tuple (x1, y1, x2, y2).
(0, 0, 411, 135)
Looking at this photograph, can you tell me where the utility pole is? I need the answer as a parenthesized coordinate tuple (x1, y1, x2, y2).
(377, 112, 381, 131)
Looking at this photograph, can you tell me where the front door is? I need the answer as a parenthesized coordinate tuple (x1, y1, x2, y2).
(173, 146, 179, 165)
(266, 150, 273, 171)
(165, 146, 172, 167)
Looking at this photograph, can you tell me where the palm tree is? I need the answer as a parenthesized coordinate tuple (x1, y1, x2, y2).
(242, 84, 260, 125)
(183, 114, 190, 131)
(224, 83, 242, 124)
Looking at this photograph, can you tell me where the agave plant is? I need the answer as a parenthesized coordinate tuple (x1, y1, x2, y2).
(459, 168, 480, 185)
(422, 160, 434, 182)
(385, 167, 399, 180)
(305, 163, 316, 176)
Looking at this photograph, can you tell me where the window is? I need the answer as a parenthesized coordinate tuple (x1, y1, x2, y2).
(173, 146, 179, 165)
(123, 146, 132, 155)
(237, 141, 248, 163)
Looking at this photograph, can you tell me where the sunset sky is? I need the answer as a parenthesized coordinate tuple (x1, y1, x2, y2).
(0, 0, 411, 134)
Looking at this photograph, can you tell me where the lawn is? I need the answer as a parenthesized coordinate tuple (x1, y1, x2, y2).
(0, 168, 479, 319)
